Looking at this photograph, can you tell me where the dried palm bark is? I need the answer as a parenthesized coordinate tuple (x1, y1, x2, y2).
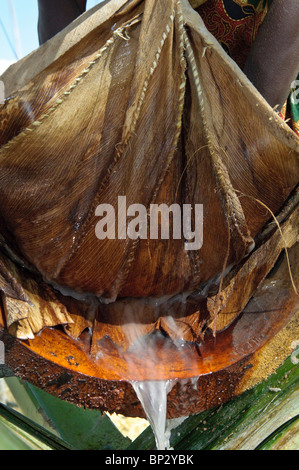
(0, 0, 298, 413)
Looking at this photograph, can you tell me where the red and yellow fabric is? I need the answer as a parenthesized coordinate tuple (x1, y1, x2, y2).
(194, 0, 299, 137)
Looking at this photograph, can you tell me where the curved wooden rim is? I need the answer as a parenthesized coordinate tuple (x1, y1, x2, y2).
(1, 249, 298, 418)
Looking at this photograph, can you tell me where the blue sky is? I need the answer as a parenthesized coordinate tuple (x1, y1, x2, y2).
(0, 0, 99, 73)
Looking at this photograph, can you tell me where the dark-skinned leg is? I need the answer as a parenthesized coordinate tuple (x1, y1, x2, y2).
(38, 0, 87, 45)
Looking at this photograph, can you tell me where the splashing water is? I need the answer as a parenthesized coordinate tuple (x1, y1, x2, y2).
(50, 283, 200, 448)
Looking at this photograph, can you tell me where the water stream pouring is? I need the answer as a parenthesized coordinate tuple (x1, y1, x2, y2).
(0, 0, 298, 441)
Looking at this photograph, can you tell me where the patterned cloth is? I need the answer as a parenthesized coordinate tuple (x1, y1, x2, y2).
(195, 0, 299, 136)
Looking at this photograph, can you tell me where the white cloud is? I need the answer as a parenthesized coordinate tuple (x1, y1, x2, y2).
(0, 59, 15, 76)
